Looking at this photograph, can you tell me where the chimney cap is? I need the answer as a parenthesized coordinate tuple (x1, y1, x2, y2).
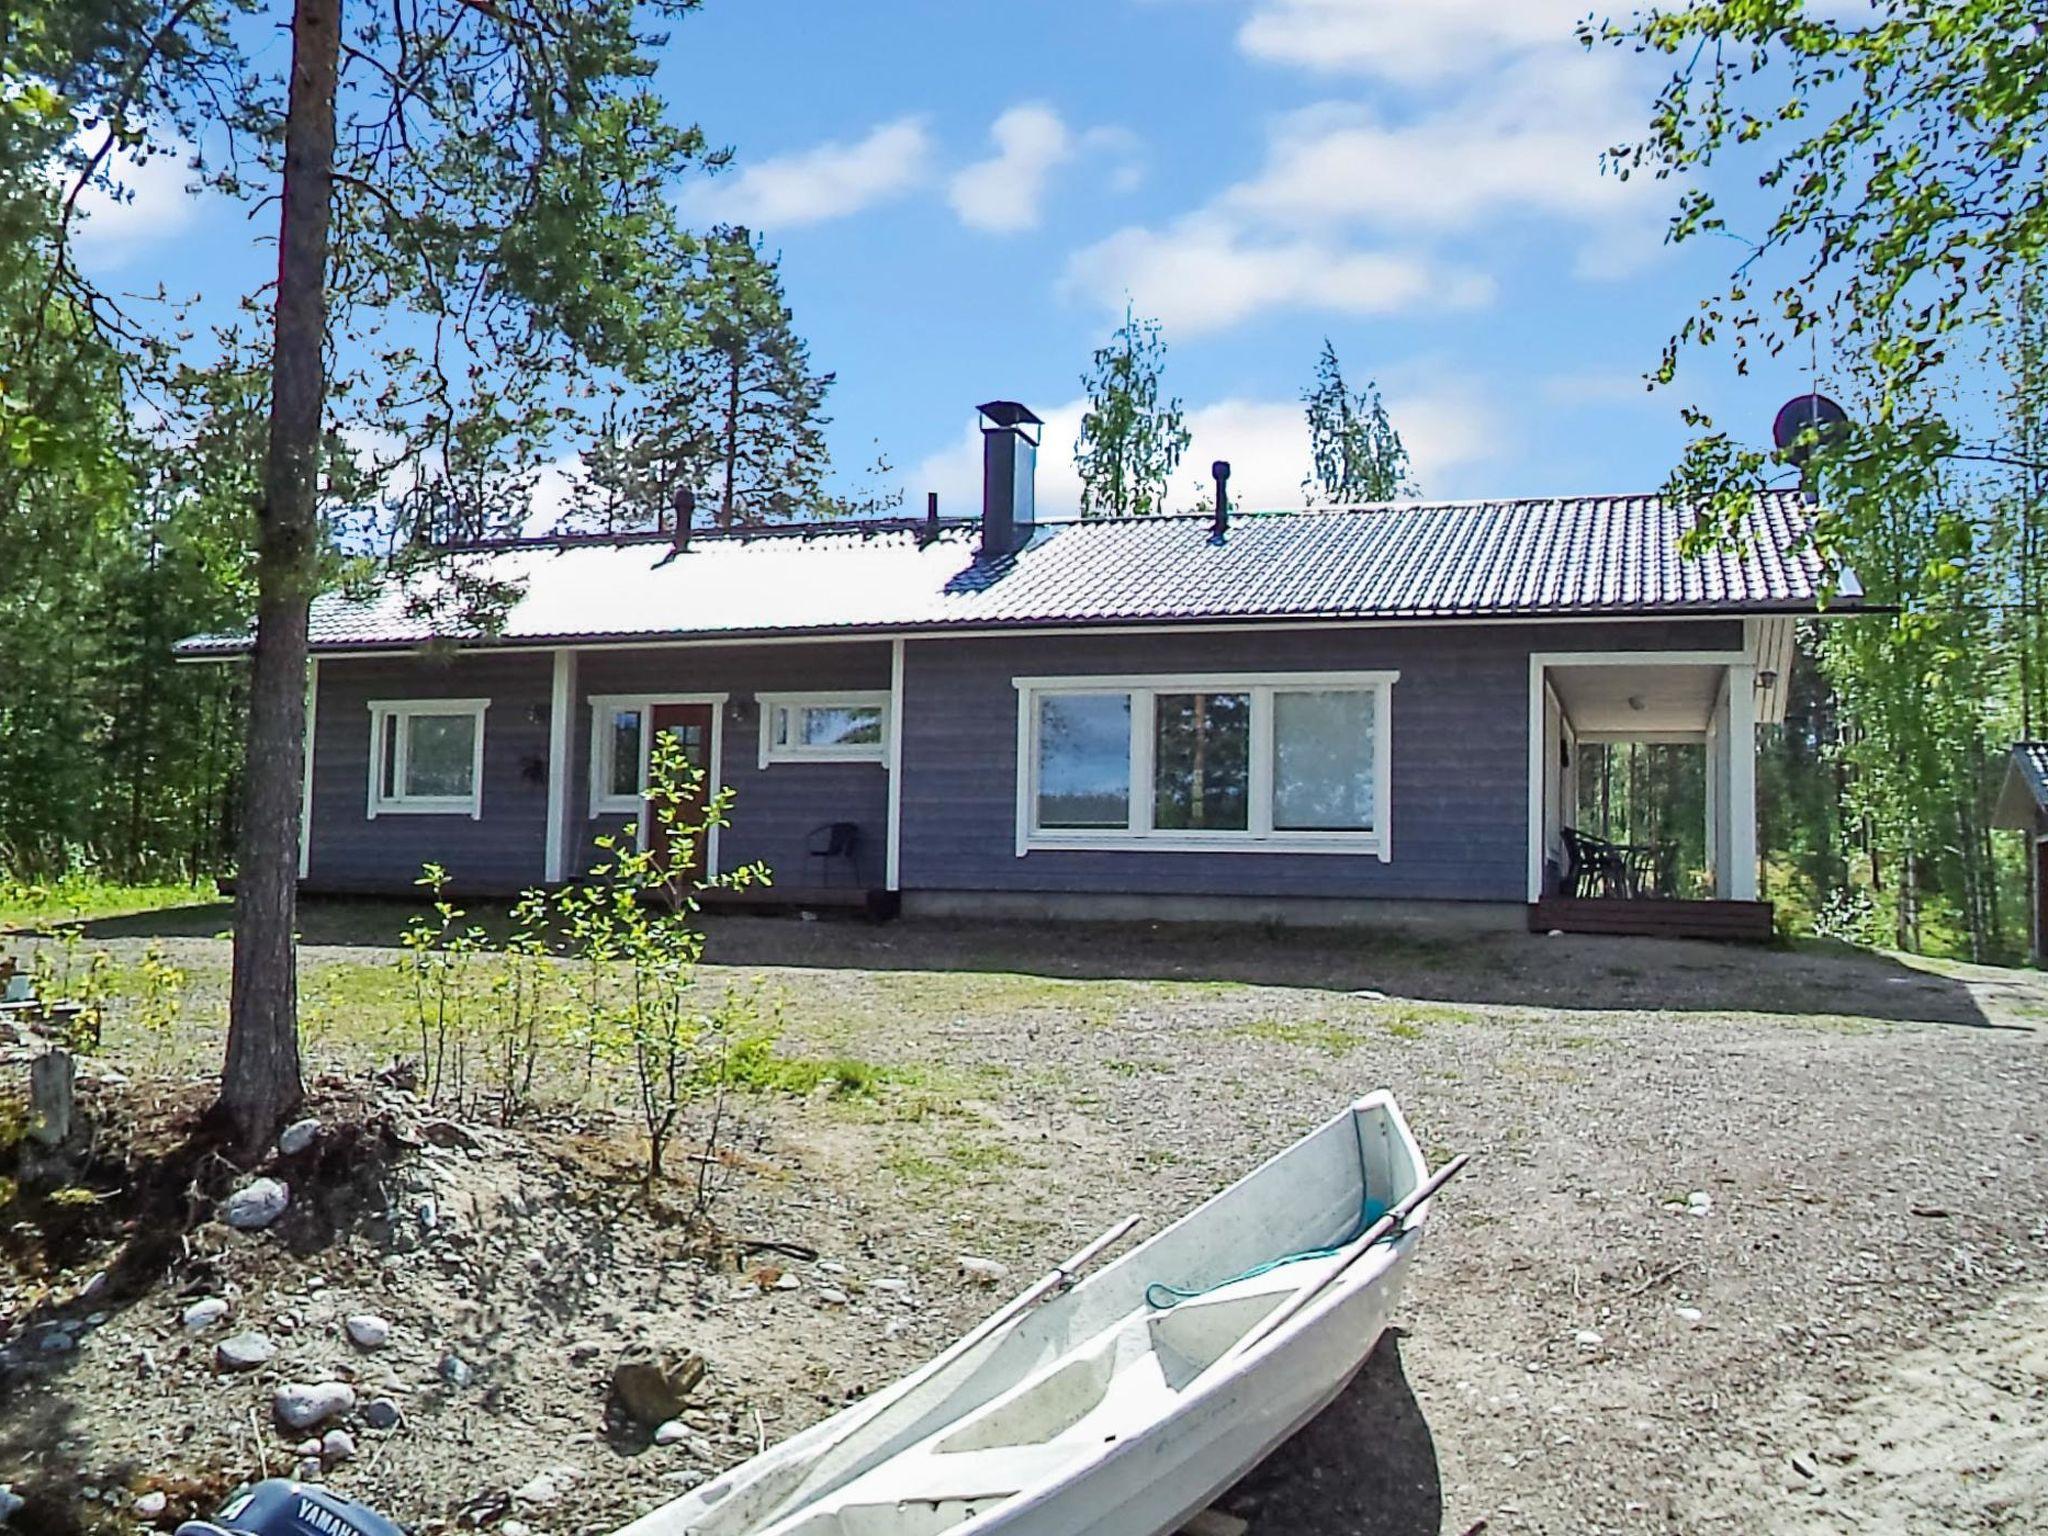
(1211, 460, 1231, 481)
(976, 400, 1043, 430)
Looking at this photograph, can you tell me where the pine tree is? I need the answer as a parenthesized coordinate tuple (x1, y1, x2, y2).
(1075, 305, 1189, 519)
(573, 228, 833, 531)
(1302, 340, 1413, 505)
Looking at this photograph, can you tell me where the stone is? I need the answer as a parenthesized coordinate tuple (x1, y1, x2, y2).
(512, 1469, 578, 1507)
(0, 1485, 22, 1523)
(274, 1380, 357, 1431)
(321, 1428, 356, 1464)
(1574, 1329, 1604, 1349)
(216, 1332, 277, 1373)
(438, 1352, 475, 1389)
(132, 1491, 167, 1519)
(958, 1256, 1008, 1285)
(27, 1050, 76, 1150)
(278, 1118, 321, 1157)
(37, 1330, 73, 1354)
(1791, 1453, 1818, 1480)
(653, 1420, 689, 1447)
(363, 1397, 402, 1431)
(502, 1524, 530, 1536)
(771, 1273, 801, 1291)
(345, 1314, 392, 1350)
(610, 1345, 707, 1427)
(816, 1288, 850, 1307)
(1685, 1191, 1713, 1216)
(223, 1178, 290, 1231)
(1675, 1306, 1704, 1326)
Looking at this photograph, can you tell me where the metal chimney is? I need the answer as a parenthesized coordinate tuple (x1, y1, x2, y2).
(1210, 460, 1231, 541)
(670, 486, 696, 551)
(976, 401, 1041, 560)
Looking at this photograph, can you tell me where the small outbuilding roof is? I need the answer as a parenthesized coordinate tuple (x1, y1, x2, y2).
(1994, 742, 2048, 831)
(175, 490, 1858, 657)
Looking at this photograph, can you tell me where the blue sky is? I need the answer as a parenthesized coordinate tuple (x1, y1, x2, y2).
(73, 0, 1839, 520)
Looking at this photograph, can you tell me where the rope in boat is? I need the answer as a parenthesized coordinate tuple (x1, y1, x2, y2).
(1143, 1186, 1390, 1310)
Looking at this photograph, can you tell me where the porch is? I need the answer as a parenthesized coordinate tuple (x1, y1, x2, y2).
(1528, 630, 1788, 942)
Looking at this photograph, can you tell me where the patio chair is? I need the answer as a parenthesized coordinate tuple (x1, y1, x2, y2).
(807, 821, 861, 888)
(1561, 827, 1632, 899)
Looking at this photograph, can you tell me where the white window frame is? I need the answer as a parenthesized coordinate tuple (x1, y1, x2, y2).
(365, 699, 490, 820)
(587, 693, 729, 843)
(1012, 670, 1397, 859)
(756, 690, 892, 768)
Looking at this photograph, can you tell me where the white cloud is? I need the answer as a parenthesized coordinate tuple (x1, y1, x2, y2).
(949, 104, 1074, 234)
(908, 381, 1503, 519)
(1237, 0, 1590, 84)
(60, 134, 201, 266)
(684, 117, 933, 229)
(1223, 59, 1647, 233)
(1063, 213, 1492, 335)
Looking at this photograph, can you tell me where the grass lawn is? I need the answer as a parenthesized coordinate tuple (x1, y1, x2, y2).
(0, 875, 221, 934)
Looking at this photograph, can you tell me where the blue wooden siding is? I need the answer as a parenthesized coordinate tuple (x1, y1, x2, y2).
(306, 651, 553, 893)
(308, 642, 893, 895)
(894, 620, 1742, 904)
(306, 619, 1742, 903)
(571, 644, 892, 889)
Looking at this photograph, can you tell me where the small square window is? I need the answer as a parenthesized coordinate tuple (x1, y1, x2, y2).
(367, 701, 487, 818)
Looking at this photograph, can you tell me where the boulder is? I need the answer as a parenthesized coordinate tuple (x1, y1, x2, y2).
(181, 1297, 230, 1332)
(224, 1178, 290, 1231)
(274, 1380, 356, 1431)
(216, 1332, 277, 1373)
(609, 1345, 707, 1427)
(278, 1118, 321, 1157)
(344, 1314, 391, 1350)
(363, 1397, 402, 1431)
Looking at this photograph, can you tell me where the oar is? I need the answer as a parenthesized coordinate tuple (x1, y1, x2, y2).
(752, 1214, 1142, 1521)
(1229, 1153, 1471, 1359)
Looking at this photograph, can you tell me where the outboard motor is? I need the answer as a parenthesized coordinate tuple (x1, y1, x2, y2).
(175, 1481, 405, 1536)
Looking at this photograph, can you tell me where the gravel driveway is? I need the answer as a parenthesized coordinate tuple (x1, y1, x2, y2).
(4, 905, 2044, 1536)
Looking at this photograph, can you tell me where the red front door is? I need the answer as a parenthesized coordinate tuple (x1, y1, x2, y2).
(646, 703, 714, 886)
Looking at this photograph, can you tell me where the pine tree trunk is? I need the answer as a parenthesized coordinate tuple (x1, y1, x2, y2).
(721, 346, 740, 529)
(217, 0, 339, 1154)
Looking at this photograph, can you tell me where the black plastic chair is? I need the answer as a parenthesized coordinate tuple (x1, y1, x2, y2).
(807, 822, 861, 888)
(1561, 827, 1632, 899)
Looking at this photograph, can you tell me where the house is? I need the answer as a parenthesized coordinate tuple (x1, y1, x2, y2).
(176, 402, 1860, 938)
(1993, 742, 2048, 964)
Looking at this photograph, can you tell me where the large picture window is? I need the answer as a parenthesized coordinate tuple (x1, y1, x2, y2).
(366, 700, 489, 819)
(1015, 671, 1395, 858)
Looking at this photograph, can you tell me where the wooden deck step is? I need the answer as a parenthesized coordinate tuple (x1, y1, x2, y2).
(1529, 897, 1774, 943)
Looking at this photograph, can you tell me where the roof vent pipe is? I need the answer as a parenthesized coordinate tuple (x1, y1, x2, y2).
(977, 400, 1041, 560)
(1210, 460, 1231, 541)
(923, 490, 940, 546)
(670, 486, 695, 551)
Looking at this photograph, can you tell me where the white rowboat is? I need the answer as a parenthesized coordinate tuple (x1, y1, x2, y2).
(618, 1092, 1451, 1536)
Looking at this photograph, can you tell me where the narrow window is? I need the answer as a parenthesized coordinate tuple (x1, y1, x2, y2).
(1036, 692, 1131, 829)
(1272, 689, 1375, 832)
(607, 707, 644, 799)
(798, 704, 883, 748)
(1153, 691, 1251, 832)
(757, 692, 891, 765)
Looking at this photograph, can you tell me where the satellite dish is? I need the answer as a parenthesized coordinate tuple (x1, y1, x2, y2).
(1771, 392, 1849, 464)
